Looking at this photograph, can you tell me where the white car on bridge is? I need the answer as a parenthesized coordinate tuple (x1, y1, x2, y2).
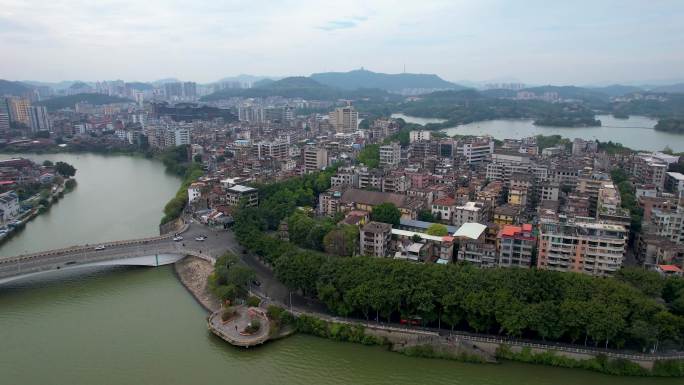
(173, 236, 183, 242)
(95, 245, 106, 251)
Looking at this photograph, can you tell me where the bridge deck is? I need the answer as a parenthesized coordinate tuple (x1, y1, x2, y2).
(0, 223, 229, 284)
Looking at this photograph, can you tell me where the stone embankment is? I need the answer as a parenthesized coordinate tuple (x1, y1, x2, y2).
(174, 256, 220, 313)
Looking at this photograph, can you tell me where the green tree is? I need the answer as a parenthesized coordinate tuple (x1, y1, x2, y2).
(275, 252, 324, 296)
(357, 144, 379, 168)
(417, 209, 438, 222)
(615, 267, 665, 297)
(370, 202, 401, 226)
(323, 225, 359, 256)
(54, 161, 77, 177)
(209, 253, 255, 301)
(426, 223, 448, 236)
(628, 319, 658, 352)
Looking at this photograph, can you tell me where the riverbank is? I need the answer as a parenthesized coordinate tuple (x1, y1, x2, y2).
(1, 145, 203, 227)
(174, 256, 220, 313)
(0, 178, 77, 246)
(175, 251, 684, 377)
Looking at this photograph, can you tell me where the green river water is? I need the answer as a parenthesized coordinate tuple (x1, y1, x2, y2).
(0, 153, 678, 385)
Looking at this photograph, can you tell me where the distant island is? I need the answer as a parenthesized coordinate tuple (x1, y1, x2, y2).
(534, 116, 602, 127)
(654, 118, 684, 133)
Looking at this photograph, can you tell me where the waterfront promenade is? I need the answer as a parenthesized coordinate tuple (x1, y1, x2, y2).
(208, 306, 271, 347)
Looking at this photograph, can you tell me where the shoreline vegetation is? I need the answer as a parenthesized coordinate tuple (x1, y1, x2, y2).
(496, 345, 684, 377)
(0, 176, 77, 248)
(655, 118, 684, 134)
(158, 145, 203, 225)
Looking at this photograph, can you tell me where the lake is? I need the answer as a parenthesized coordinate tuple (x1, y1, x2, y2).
(391, 113, 681, 152)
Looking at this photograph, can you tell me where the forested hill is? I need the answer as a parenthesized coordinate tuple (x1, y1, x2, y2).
(35, 93, 133, 110)
(310, 69, 466, 92)
(0, 79, 34, 96)
(201, 76, 394, 101)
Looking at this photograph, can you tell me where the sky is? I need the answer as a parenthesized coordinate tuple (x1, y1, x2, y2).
(1, 0, 683, 85)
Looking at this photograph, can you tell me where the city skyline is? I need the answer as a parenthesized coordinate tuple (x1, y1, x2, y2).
(2, 0, 683, 85)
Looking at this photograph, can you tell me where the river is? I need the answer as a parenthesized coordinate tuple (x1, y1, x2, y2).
(0, 153, 181, 256)
(0, 153, 678, 384)
(391, 113, 682, 152)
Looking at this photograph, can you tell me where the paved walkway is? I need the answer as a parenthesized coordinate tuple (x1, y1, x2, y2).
(208, 306, 270, 347)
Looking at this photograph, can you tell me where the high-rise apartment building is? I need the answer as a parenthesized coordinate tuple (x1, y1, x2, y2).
(304, 146, 328, 173)
(0, 98, 10, 132)
(172, 127, 190, 146)
(409, 130, 431, 143)
(0, 113, 9, 133)
(182, 82, 197, 98)
(164, 83, 183, 99)
(8, 98, 30, 126)
(379, 142, 401, 167)
(28, 106, 51, 132)
(329, 106, 358, 133)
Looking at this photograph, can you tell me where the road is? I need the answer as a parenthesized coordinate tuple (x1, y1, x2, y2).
(0, 222, 234, 283)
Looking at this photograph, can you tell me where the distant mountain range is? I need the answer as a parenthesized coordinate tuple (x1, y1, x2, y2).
(214, 74, 279, 85)
(0, 80, 34, 96)
(522, 85, 612, 102)
(651, 83, 684, 94)
(310, 69, 465, 93)
(4, 69, 684, 103)
(201, 76, 394, 101)
(22, 80, 86, 91)
(151, 78, 181, 85)
(587, 84, 644, 97)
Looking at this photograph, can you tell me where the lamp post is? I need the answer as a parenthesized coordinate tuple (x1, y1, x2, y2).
(289, 291, 293, 312)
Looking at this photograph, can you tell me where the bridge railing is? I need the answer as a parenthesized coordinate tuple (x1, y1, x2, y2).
(0, 223, 190, 264)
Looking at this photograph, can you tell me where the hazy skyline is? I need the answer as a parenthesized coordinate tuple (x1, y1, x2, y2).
(1, 0, 683, 85)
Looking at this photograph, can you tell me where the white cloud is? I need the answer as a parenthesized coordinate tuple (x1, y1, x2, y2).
(0, 0, 682, 84)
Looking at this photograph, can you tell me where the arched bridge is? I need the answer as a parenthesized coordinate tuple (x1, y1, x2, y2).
(0, 223, 237, 285)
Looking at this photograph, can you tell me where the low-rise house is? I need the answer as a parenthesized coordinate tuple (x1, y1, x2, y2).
(398, 218, 460, 234)
(493, 204, 520, 225)
(453, 201, 489, 227)
(656, 264, 683, 277)
(360, 221, 392, 257)
(454, 223, 495, 267)
(340, 210, 369, 226)
(391, 228, 455, 263)
(338, 188, 423, 219)
(188, 182, 206, 203)
(225, 184, 258, 207)
(0, 190, 20, 225)
(394, 241, 429, 262)
(665, 171, 684, 195)
(431, 197, 456, 222)
(636, 233, 684, 268)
